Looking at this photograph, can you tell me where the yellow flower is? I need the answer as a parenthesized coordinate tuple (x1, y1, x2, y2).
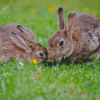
(84, 8, 90, 13)
(32, 59, 38, 64)
(64, 56, 66, 59)
(48, 6, 57, 13)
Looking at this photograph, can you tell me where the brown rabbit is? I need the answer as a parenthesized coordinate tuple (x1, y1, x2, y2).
(0, 23, 47, 63)
(47, 7, 100, 63)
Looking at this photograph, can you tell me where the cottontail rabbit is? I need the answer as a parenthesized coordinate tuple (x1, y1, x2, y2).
(47, 7, 100, 62)
(0, 23, 47, 63)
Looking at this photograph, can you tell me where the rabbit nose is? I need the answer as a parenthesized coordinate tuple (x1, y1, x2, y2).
(48, 56, 54, 62)
(47, 54, 52, 61)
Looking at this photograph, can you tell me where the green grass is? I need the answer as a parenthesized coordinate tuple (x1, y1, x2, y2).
(0, 0, 100, 100)
(0, 60, 100, 99)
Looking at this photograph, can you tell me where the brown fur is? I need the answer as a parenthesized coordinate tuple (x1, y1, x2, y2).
(0, 23, 47, 63)
(47, 7, 100, 62)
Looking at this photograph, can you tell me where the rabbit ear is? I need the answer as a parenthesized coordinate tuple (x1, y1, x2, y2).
(17, 25, 36, 43)
(9, 33, 29, 52)
(58, 7, 65, 31)
(66, 13, 77, 32)
(72, 27, 82, 41)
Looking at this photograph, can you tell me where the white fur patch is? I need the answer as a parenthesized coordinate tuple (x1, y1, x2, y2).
(65, 47, 74, 57)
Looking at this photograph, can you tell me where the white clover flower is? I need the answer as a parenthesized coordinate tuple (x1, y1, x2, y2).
(19, 62, 24, 67)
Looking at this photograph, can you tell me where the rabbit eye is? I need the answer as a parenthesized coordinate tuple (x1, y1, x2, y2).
(59, 40, 64, 46)
(39, 52, 44, 57)
(37, 51, 45, 58)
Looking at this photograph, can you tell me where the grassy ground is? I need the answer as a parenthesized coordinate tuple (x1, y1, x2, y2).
(0, 0, 100, 100)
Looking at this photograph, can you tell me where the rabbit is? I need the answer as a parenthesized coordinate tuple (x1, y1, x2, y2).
(0, 23, 47, 63)
(47, 7, 100, 63)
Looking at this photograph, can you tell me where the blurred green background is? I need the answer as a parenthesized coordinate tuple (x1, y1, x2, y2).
(0, 0, 100, 46)
(0, 0, 100, 13)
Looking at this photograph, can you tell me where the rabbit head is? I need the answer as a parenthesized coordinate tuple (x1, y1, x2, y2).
(47, 7, 75, 62)
(0, 24, 47, 63)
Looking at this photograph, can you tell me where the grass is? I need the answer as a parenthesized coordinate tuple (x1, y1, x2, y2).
(0, 60, 100, 99)
(0, 0, 100, 100)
